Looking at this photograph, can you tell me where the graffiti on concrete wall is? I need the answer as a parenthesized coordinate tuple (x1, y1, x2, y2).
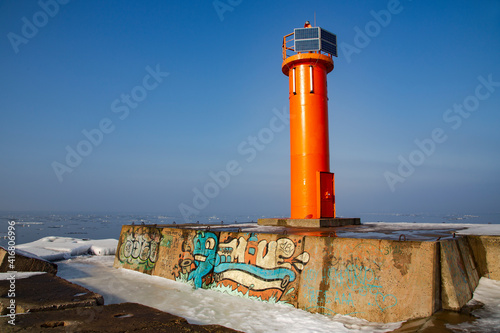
(170, 231, 218, 288)
(114, 226, 438, 322)
(117, 227, 163, 271)
(188, 231, 219, 288)
(302, 241, 399, 316)
(177, 231, 218, 288)
(212, 233, 309, 303)
(170, 232, 310, 304)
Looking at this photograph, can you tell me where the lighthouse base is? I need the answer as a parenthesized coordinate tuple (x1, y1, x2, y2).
(257, 217, 361, 228)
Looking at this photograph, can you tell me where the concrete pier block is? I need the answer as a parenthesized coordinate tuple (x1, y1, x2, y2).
(113, 224, 498, 323)
(297, 237, 440, 323)
(440, 239, 474, 310)
(114, 225, 164, 275)
(466, 235, 500, 280)
(456, 237, 480, 290)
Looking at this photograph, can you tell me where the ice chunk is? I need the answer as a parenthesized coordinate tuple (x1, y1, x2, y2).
(0, 272, 46, 280)
(88, 239, 118, 256)
(16, 237, 118, 261)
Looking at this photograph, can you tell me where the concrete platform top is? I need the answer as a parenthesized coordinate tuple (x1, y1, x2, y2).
(258, 217, 361, 228)
(145, 221, 478, 241)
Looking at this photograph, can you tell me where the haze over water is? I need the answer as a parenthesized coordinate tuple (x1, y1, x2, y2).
(1, 211, 498, 249)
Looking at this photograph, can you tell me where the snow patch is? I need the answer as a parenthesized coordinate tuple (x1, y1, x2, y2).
(0, 271, 46, 280)
(57, 256, 402, 333)
(447, 278, 500, 332)
(16, 237, 118, 261)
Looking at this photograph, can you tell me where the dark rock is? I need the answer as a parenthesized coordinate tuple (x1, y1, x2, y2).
(0, 302, 241, 332)
(0, 247, 57, 274)
(460, 300, 485, 316)
(0, 273, 103, 315)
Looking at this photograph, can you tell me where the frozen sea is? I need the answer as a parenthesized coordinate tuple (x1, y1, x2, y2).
(1, 212, 500, 332)
(1, 211, 499, 249)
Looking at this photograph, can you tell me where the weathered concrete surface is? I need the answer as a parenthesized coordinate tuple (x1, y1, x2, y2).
(0, 302, 240, 332)
(115, 226, 309, 304)
(163, 221, 477, 241)
(457, 237, 480, 289)
(0, 273, 103, 315)
(466, 235, 500, 280)
(114, 225, 445, 323)
(0, 246, 57, 274)
(440, 238, 480, 311)
(152, 227, 203, 281)
(112, 224, 500, 324)
(113, 225, 164, 275)
(297, 237, 440, 323)
(258, 217, 361, 228)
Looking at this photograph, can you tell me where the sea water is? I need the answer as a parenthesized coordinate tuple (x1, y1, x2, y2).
(1, 211, 498, 248)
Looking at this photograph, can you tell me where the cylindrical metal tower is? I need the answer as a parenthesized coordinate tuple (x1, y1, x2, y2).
(281, 24, 337, 220)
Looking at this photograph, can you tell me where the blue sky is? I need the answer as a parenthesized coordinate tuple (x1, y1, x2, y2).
(1, 0, 499, 221)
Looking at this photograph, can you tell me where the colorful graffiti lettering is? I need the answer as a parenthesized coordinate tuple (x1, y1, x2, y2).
(188, 231, 219, 288)
(116, 227, 310, 304)
(168, 232, 310, 304)
(213, 233, 309, 302)
(118, 227, 162, 271)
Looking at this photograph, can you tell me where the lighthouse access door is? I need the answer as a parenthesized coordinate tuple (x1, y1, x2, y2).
(317, 172, 335, 218)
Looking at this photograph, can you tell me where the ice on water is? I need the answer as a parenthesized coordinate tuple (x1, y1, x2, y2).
(447, 278, 500, 333)
(15, 236, 117, 261)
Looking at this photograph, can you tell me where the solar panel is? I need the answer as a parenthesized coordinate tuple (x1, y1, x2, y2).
(294, 27, 320, 40)
(321, 41, 337, 57)
(292, 26, 338, 57)
(295, 39, 320, 52)
(320, 29, 337, 46)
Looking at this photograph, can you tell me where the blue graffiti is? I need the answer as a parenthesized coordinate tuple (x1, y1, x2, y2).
(188, 231, 218, 288)
(214, 262, 296, 284)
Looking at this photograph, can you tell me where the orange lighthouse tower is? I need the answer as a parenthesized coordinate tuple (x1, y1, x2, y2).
(259, 22, 360, 228)
(282, 22, 336, 220)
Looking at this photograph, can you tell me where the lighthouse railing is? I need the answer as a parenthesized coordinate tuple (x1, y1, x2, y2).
(282, 32, 334, 61)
